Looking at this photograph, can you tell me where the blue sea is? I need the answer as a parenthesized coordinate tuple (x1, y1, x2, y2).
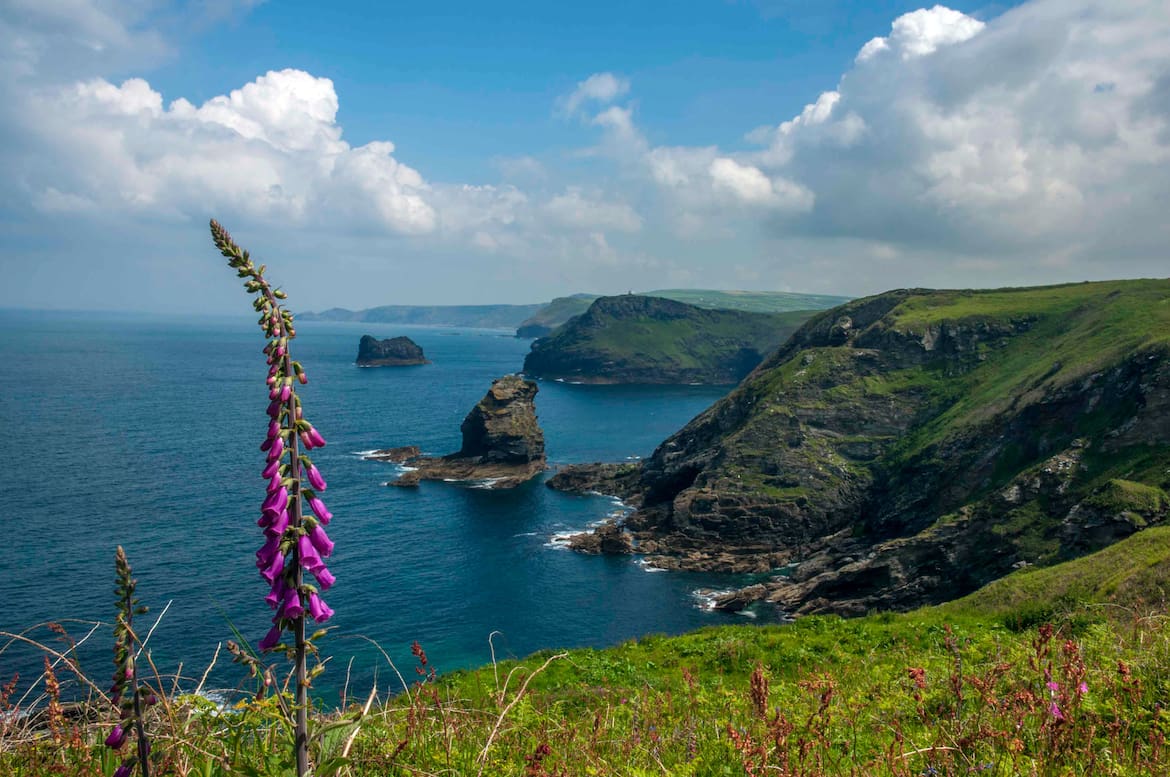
(1, 310, 774, 705)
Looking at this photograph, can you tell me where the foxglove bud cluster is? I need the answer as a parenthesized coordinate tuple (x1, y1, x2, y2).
(209, 220, 336, 656)
(106, 546, 153, 777)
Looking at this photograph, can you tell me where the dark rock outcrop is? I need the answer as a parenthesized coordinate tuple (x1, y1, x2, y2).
(551, 280, 1170, 616)
(356, 335, 429, 366)
(382, 375, 546, 489)
(363, 446, 421, 463)
(567, 522, 634, 554)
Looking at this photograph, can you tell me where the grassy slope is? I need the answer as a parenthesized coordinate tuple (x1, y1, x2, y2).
(9, 494, 1170, 777)
(516, 290, 853, 335)
(523, 296, 820, 383)
(340, 528, 1170, 775)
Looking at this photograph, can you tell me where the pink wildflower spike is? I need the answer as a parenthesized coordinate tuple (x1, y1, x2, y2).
(1049, 702, 1065, 720)
(261, 458, 280, 479)
(1078, 682, 1088, 694)
(309, 524, 334, 557)
(307, 428, 326, 448)
(308, 592, 334, 623)
(258, 624, 282, 652)
(307, 464, 327, 491)
(307, 495, 331, 524)
(1046, 681, 1059, 692)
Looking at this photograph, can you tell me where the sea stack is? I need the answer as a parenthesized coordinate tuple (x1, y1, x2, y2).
(356, 335, 429, 366)
(382, 375, 547, 489)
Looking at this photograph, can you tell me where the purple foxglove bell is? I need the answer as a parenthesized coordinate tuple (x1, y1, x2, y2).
(307, 464, 327, 492)
(105, 725, 127, 749)
(298, 534, 324, 571)
(280, 588, 305, 620)
(308, 592, 334, 623)
(266, 399, 281, 418)
(266, 437, 284, 462)
(299, 431, 314, 450)
(265, 575, 288, 609)
(268, 420, 280, 438)
(256, 534, 281, 565)
(280, 383, 291, 401)
(314, 565, 336, 591)
(263, 509, 289, 537)
(307, 495, 331, 524)
(266, 474, 283, 494)
(260, 437, 273, 453)
(258, 624, 282, 652)
(269, 384, 280, 400)
(307, 428, 326, 448)
(113, 763, 133, 777)
(261, 458, 280, 479)
(261, 549, 286, 583)
(309, 524, 334, 557)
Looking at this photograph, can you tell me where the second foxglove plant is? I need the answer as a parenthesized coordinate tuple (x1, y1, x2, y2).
(210, 219, 335, 777)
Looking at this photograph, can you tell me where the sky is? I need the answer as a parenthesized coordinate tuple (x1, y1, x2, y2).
(1, 0, 1168, 314)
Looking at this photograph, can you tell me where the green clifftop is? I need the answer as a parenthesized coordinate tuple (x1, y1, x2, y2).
(558, 279, 1170, 613)
(522, 294, 817, 384)
(515, 289, 851, 338)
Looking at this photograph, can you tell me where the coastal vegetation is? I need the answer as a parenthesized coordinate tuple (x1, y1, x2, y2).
(4, 528, 1170, 775)
(515, 290, 851, 338)
(523, 295, 817, 384)
(558, 279, 1170, 616)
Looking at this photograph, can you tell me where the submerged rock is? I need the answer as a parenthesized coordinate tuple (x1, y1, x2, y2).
(356, 335, 429, 366)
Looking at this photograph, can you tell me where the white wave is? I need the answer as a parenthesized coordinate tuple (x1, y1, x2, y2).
(352, 449, 382, 458)
(635, 558, 666, 573)
(545, 531, 578, 550)
(690, 588, 735, 612)
(513, 531, 538, 537)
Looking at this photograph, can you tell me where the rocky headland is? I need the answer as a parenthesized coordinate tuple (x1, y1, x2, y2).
(522, 295, 816, 384)
(356, 335, 430, 366)
(384, 374, 546, 489)
(553, 280, 1170, 615)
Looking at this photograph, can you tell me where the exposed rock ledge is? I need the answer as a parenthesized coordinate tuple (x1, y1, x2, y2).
(382, 375, 546, 489)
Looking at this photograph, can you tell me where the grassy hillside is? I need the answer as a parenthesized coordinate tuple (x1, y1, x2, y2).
(10, 530, 1169, 775)
(567, 279, 1170, 613)
(516, 289, 852, 337)
(522, 295, 817, 384)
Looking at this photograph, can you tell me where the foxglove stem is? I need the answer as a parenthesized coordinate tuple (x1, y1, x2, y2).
(212, 220, 337, 777)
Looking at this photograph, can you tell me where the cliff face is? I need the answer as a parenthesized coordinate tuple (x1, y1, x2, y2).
(522, 295, 816, 384)
(356, 335, 429, 366)
(561, 280, 1170, 613)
